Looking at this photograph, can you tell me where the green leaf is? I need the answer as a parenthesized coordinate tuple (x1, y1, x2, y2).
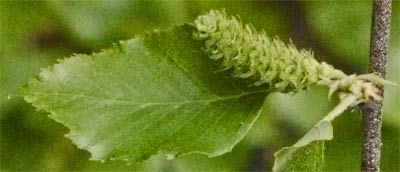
(273, 95, 358, 172)
(24, 25, 268, 163)
(274, 141, 325, 172)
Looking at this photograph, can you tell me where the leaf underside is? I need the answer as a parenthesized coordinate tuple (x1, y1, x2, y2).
(273, 94, 357, 172)
(274, 141, 325, 172)
(24, 25, 268, 162)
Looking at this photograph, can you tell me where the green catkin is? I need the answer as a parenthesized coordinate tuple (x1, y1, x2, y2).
(193, 10, 385, 105)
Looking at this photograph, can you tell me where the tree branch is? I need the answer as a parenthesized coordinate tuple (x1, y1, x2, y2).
(360, 0, 392, 172)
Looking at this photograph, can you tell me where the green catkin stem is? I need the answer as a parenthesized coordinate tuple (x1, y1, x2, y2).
(193, 10, 385, 106)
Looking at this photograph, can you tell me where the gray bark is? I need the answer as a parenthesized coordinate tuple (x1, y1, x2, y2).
(360, 0, 392, 172)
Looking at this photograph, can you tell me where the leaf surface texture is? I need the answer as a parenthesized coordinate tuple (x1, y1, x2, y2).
(25, 25, 268, 162)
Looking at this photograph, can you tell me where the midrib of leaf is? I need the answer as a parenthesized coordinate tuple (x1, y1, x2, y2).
(29, 90, 267, 106)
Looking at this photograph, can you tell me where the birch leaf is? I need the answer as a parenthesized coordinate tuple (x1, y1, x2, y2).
(24, 25, 268, 163)
(273, 95, 357, 172)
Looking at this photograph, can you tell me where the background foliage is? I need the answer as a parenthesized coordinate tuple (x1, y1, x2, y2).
(1, 1, 398, 171)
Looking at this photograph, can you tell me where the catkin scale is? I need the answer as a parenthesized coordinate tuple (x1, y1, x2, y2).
(193, 10, 386, 104)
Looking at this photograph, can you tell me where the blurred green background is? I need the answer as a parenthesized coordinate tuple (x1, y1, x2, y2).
(0, 1, 398, 171)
